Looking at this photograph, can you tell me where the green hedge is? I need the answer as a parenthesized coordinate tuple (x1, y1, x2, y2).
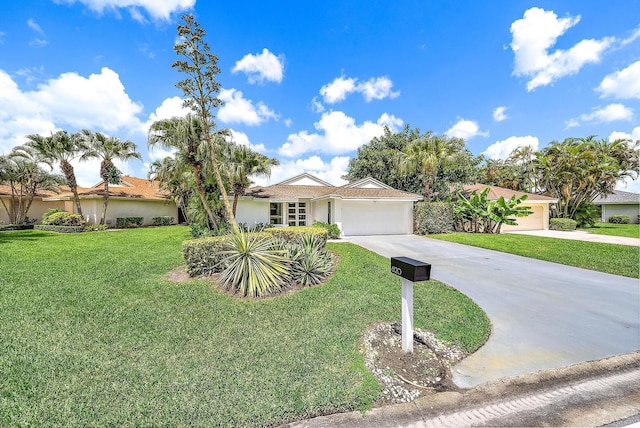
(550, 218, 577, 231)
(116, 217, 144, 228)
(182, 235, 232, 277)
(34, 225, 85, 233)
(263, 226, 328, 245)
(312, 221, 341, 239)
(152, 216, 174, 226)
(608, 215, 631, 224)
(414, 202, 454, 235)
(42, 211, 84, 226)
(0, 224, 34, 231)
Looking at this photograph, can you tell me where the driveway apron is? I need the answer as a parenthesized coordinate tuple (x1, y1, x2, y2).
(344, 235, 640, 388)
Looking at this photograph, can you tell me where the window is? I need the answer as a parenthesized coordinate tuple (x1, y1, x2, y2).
(327, 201, 332, 224)
(269, 203, 282, 225)
(286, 202, 307, 226)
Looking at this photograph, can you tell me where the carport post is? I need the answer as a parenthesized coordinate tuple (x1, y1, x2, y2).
(401, 278, 413, 353)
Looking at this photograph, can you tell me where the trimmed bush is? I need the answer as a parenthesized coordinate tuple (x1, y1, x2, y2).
(42, 208, 66, 223)
(0, 224, 34, 231)
(550, 218, 577, 231)
(312, 221, 341, 239)
(264, 226, 328, 246)
(152, 216, 174, 226)
(34, 224, 85, 233)
(116, 217, 144, 228)
(182, 235, 232, 277)
(415, 202, 454, 235)
(608, 215, 631, 224)
(42, 211, 84, 227)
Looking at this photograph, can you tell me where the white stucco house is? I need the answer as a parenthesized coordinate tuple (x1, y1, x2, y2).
(235, 173, 422, 236)
(461, 184, 557, 231)
(592, 190, 640, 223)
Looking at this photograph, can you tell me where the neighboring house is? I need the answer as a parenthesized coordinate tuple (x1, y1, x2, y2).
(43, 176, 179, 226)
(461, 184, 558, 231)
(592, 190, 640, 223)
(0, 185, 65, 224)
(236, 173, 422, 236)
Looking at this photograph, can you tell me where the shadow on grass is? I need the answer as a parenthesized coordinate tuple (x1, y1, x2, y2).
(0, 230, 56, 243)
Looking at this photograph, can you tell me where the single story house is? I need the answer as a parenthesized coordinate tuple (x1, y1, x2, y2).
(236, 173, 422, 236)
(0, 185, 65, 225)
(43, 176, 179, 226)
(592, 190, 640, 223)
(461, 184, 558, 231)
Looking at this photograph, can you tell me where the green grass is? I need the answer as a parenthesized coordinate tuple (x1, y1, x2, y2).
(430, 232, 639, 278)
(0, 227, 490, 427)
(585, 222, 640, 238)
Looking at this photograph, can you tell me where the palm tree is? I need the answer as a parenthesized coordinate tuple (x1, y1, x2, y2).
(80, 130, 142, 225)
(148, 156, 194, 223)
(223, 143, 279, 216)
(148, 114, 221, 229)
(24, 130, 87, 217)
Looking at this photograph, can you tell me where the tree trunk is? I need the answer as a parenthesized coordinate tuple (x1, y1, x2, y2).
(61, 160, 83, 217)
(101, 180, 109, 225)
(192, 163, 219, 229)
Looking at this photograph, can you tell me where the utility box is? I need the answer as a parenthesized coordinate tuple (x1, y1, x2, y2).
(390, 257, 431, 282)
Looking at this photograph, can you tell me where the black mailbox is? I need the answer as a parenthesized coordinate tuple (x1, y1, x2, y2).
(390, 257, 431, 282)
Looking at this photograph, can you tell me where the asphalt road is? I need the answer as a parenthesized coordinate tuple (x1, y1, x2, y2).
(344, 235, 640, 388)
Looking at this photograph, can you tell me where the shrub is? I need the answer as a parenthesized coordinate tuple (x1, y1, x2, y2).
(42, 211, 85, 227)
(219, 232, 289, 297)
(264, 226, 328, 246)
(189, 222, 231, 238)
(312, 221, 341, 239)
(182, 235, 231, 277)
(574, 203, 600, 228)
(288, 234, 335, 287)
(85, 224, 108, 232)
(0, 224, 34, 231)
(34, 224, 85, 233)
(550, 218, 577, 231)
(116, 217, 144, 228)
(608, 215, 631, 224)
(42, 208, 65, 223)
(415, 202, 454, 235)
(238, 222, 273, 232)
(152, 216, 174, 226)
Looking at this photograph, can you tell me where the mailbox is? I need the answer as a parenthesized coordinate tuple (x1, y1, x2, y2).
(390, 257, 431, 282)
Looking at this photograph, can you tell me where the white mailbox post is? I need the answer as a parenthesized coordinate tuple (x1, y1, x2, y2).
(390, 257, 431, 353)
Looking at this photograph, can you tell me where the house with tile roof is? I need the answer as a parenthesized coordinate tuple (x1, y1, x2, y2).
(592, 190, 640, 223)
(460, 184, 558, 231)
(0, 185, 66, 225)
(42, 176, 178, 226)
(236, 173, 423, 236)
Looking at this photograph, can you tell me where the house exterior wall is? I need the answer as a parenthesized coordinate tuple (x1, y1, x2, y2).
(81, 198, 177, 226)
(600, 204, 640, 223)
(502, 202, 550, 231)
(235, 199, 269, 226)
(0, 196, 65, 224)
(311, 199, 330, 224)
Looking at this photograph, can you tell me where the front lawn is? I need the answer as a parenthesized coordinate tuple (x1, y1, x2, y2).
(585, 222, 640, 238)
(430, 232, 638, 278)
(0, 227, 490, 426)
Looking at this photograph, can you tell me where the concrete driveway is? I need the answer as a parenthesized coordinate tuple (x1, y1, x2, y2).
(344, 235, 640, 388)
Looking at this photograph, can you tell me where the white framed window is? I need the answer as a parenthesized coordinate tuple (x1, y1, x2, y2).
(270, 203, 283, 225)
(287, 201, 307, 226)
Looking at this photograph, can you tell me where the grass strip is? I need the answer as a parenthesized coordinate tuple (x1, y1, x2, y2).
(585, 223, 640, 238)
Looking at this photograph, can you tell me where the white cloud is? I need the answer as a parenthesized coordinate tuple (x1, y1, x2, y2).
(621, 25, 640, 46)
(319, 74, 399, 104)
(493, 106, 508, 122)
(445, 119, 488, 140)
(218, 88, 278, 126)
(27, 19, 44, 34)
(566, 103, 634, 128)
(232, 48, 285, 84)
(143, 96, 190, 132)
(284, 118, 293, 127)
(53, 0, 195, 21)
(510, 7, 614, 91)
(29, 39, 48, 47)
(482, 136, 539, 160)
(254, 155, 350, 187)
(278, 111, 403, 158)
(609, 126, 640, 142)
(227, 129, 268, 153)
(597, 61, 640, 100)
(310, 96, 325, 113)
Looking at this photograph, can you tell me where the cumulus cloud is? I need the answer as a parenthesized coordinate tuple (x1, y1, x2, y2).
(218, 88, 278, 126)
(143, 96, 190, 130)
(597, 61, 640, 100)
(493, 106, 508, 122)
(319, 74, 399, 104)
(609, 126, 640, 142)
(566, 103, 634, 128)
(482, 136, 539, 160)
(445, 119, 488, 140)
(254, 155, 350, 187)
(232, 48, 285, 84)
(510, 7, 614, 91)
(53, 0, 195, 21)
(227, 129, 268, 153)
(278, 111, 403, 158)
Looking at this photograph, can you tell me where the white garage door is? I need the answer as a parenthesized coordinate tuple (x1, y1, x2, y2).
(342, 201, 411, 235)
(503, 206, 543, 231)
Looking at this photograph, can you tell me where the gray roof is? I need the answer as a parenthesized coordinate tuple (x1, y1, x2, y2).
(592, 190, 640, 205)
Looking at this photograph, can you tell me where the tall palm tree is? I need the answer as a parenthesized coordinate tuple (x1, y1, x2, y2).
(148, 114, 221, 229)
(24, 130, 87, 217)
(223, 143, 279, 216)
(80, 130, 142, 225)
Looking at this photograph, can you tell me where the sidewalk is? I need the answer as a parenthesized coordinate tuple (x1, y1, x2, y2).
(507, 229, 640, 246)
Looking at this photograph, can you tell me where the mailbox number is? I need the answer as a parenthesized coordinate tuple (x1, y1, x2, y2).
(391, 266, 402, 276)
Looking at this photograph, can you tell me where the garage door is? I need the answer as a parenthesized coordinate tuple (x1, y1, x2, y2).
(342, 201, 411, 235)
(502, 206, 543, 231)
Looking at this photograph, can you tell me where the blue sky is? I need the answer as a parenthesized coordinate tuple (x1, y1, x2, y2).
(1, 1, 639, 190)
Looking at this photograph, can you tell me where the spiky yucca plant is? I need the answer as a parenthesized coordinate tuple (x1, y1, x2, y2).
(289, 234, 335, 287)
